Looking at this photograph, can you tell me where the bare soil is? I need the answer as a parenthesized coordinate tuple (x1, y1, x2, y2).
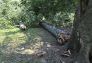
(0, 28, 73, 63)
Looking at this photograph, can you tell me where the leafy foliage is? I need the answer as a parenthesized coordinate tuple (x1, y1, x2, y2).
(0, 0, 78, 28)
(0, 18, 15, 29)
(20, 0, 76, 27)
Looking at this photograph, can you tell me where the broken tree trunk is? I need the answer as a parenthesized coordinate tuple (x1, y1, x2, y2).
(39, 22, 71, 45)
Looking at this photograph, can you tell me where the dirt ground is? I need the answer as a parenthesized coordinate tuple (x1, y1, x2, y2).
(0, 28, 73, 63)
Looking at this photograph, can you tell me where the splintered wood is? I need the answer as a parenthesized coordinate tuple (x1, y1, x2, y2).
(57, 30, 71, 45)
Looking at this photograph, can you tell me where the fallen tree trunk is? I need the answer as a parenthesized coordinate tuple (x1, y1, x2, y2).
(39, 22, 71, 45)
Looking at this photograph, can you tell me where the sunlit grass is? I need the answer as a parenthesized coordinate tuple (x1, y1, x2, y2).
(0, 28, 19, 35)
(0, 19, 56, 63)
(0, 27, 46, 52)
(0, 27, 45, 63)
(0, 27, 27, 46)
(0, 18, 26, 46)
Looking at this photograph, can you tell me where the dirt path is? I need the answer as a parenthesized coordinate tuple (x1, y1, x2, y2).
(0, 28, 73, 63)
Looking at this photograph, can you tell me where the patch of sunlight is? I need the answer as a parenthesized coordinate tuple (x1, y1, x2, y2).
(15, 36, 44, 55)
(11, 0, 21, 2)
(0, 28, 20, 36)
(47, 43, 51, 47)
(33, 37, 42, 41)
(69, 13, 75, 22)
(0, 28, 20, 33)
(31, 37, 44, 49)
(0, 27, 27, 47)
(0, 36, 6, 44)
(16, 49, 35, 55)
(8, 34, 26, 47)
(0, 0, 3, 3)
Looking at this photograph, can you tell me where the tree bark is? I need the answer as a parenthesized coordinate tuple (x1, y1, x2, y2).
(39, 22, 71, 45)
(70, 0, 92, 63)
(68, 3, 81, 54)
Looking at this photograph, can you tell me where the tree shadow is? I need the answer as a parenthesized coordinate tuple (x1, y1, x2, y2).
(0, 28, 57, 63)
(0, 28, 73, 63)
(19, 28, 57, 48)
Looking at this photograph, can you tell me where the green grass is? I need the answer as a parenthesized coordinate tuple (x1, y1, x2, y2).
(0, 17, 27, 46)
(0, 18, 56, 63)
(0, 18, 15, 29)
(0, 22, 28, 62)
(0, 27, 42, 63)
(0, 28, 26, 46)
(0, 27, 47, 63)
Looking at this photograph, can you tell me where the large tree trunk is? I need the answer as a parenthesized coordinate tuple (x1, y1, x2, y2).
(39, 22, 71, 45)
(39, 22, 61, 38)
(70, 0, 92, 63)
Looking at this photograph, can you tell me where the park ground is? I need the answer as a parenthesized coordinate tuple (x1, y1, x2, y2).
(0, 19, 73, 63)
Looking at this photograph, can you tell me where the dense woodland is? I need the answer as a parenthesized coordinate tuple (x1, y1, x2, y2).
(0, 0, 92, 63)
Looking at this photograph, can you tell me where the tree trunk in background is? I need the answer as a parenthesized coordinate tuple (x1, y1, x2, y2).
(70, 0, 92, 63)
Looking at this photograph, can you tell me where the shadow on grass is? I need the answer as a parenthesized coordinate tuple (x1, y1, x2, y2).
(17, 28, 57, 50)
(1, 28, 63, 63)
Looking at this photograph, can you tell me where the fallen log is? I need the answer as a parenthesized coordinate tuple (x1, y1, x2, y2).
(39, 22, 72, 45)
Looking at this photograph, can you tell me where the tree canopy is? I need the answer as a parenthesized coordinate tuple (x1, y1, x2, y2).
(0, 0, 79, 27)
